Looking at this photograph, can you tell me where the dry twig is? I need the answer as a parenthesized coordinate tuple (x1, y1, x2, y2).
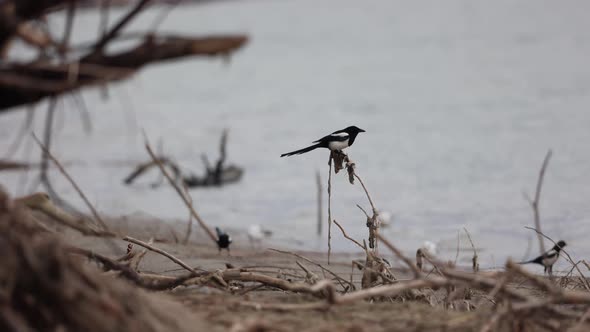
(144, 136, 218, 245)
(32, 134, 109, 231)
(123, 236, 201, 275)
(523, 149, 552, 254)
(333, 219, 365, 250)
(316, 170, 322, 236)
(327, 154, 333, 263)
(463, 227, 479, 272)
(268, 248, 355, 290)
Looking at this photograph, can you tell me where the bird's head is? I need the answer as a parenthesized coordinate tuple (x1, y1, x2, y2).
(344, 126, 366, 134)
(555, 240, 567, 250)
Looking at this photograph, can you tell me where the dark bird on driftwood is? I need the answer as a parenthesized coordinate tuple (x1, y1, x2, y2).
(215, 227, 232, 253)
(280, 126, 366, 157)
(519, 240, 566, 275)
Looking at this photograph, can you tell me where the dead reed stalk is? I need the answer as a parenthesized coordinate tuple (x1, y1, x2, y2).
(327, 155, 333, 264)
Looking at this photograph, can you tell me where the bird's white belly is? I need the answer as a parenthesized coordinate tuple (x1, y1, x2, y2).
(542, 254, 558, 266)
(328, 139, 349, 151)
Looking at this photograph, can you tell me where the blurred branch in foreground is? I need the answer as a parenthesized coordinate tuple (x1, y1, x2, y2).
(0, 0, 248, 111)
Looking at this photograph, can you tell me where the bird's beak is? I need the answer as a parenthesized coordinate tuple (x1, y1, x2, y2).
(359, 128, 366, 133)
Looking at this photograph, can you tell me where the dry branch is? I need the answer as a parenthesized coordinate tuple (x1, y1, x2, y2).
(333, 219, 365, 250)
(144, 137, 218, 245)
(32, 134, 109, 230)
(238, 278, 450, 312)
(327, 154, 333, 264)
(1, 35, 247, 110)
(221, 271, 334, 297)
(464, 227, 479, 273)
(524, 149, 552, 255)
(316, 170, 322, 236)
(123, 235, 201, 276)
(268, 248, 355, 290)
(91, 0, 152, 53)
(123, 157, 182, 185)
(126, 131, 243, 188)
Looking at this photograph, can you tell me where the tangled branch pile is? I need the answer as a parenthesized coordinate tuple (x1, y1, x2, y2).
(0, 190, 204, 331)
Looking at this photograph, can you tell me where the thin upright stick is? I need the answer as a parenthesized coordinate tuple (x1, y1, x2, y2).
(181, 182, 193, 244)
(316, 170, 322, 237)
(144, 137, 218, 245)
(525, 149, 552, 254)
(123, 236, 200, 275)
(327, 155, 333, 264)
(353, 171, 379, 251)
(463, 227, 479, 272)
(353, 173, 377, 215)
(32, 134, 110, 231)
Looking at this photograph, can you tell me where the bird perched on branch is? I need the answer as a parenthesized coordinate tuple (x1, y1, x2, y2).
(215, 227, 232, 253)
(280, 126, 366, 157)
(519, 240, 566, 275)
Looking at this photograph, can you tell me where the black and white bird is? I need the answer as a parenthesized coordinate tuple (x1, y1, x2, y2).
(215, 227, 232, 253)
(280, 126, 366, 157)
(519, 240, 566, 275)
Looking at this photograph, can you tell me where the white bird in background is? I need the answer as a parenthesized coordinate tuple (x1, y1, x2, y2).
(377, 210, 392, 228)
(248, 224, 272, 248)
(421, 241, 438, 257)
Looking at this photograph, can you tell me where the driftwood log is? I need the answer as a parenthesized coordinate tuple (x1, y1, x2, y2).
(124, 130, 243, 188)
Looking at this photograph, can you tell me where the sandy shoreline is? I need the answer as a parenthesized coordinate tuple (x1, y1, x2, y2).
(2, 194, 587, 331)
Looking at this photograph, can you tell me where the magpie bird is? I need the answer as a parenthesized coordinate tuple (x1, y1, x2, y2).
(519, 240, 566, 275)
(280, 126, 366, 157)
(215, 227, 232, 253)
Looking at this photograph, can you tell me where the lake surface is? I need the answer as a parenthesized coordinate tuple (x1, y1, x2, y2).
(2, 0, 590, 270)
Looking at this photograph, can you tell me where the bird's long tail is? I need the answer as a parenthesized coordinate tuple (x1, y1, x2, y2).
(517, 257, 541, 265)
(280, 143, 321, 157)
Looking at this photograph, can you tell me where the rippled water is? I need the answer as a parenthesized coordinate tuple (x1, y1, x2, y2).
(2, 0, 590, 269)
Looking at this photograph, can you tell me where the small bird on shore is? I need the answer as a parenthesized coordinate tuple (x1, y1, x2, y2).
(519, 240, 566, 275)
(280, 126, 366, 157)
(215, 227, 232, 254)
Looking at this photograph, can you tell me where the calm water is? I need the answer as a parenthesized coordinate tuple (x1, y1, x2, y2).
(2, 0, 590, 270)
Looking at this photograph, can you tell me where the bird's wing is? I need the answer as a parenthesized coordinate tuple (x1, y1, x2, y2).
(544, 250, 558, 258)
(313, 132, 349, 143)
